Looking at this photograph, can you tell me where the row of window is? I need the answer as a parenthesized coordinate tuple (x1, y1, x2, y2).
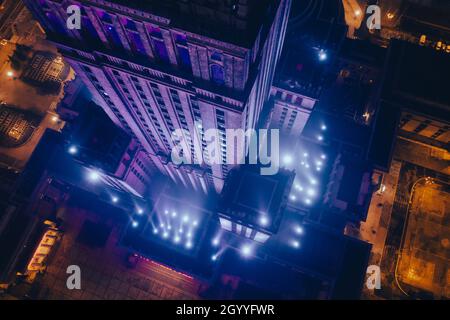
(135, 157, 151, 177)
(130, 166, 147, 184)
(83, 63, 232, 181)
(66, 6, 227, 85)
(216, 109, 229, 176)
(82, 65, 137, 143)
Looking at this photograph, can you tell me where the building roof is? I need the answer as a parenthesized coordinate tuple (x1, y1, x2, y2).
(401, 3, 450, 39)
(273, 45, 325, 99)
(338, 38, 386, 68)
(382, 40, 450, 122)
(104, 0, 278, 47)
(218, 165, 294, 234)
(219, 215, 371, 299)
(368, 40, 450, 169)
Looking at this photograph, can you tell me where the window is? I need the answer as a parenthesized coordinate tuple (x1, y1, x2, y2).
(219, 217, 232, 231)
(148, 26, 163, 39)
(174, 33, 188, 46)
(81, 16, 100, 43)
(46, 12, 67, 36)
(148, 26, 169, 62)
(177, 46, 191, 70)
(210, 64, 224, 85)
(104, 24, 122, 49)
(153, 39, 169, 62)
(128, 32, 146, 56)
(123, 19, 137, 32)
(211, 51, 223, 62)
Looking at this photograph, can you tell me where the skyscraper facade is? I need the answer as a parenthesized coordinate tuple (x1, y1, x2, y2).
(24, 0, 291, 193)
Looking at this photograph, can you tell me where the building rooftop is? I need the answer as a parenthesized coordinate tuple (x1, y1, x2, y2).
(401, 3, 450, 39)
(218, 165, 294, 236)
(368, 40, 450, 170)
(382, 40, 450, 121)
(219, 214, 371, 299)
(105, 0, 277, 47)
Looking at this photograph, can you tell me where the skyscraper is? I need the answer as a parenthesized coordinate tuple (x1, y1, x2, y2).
(24, 0, 291, 194)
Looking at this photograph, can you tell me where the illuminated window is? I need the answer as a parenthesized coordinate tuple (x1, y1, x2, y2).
(254, 232, 270, 243)
(219, 217, 232, 231)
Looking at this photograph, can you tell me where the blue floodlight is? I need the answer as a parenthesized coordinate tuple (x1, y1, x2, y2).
(68, 145, 78, 155)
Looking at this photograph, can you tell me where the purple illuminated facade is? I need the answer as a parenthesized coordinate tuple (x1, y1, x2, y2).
(24, 0, 292, 194)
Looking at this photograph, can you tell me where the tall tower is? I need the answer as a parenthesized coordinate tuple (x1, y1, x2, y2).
(24, 0, 291, 193)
